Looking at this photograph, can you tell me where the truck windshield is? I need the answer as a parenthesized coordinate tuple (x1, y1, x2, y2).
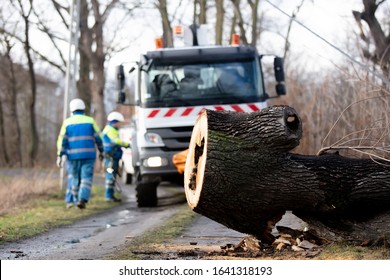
(140, 59, 265, 108)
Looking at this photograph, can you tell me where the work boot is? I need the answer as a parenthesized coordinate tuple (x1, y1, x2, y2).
(66, 203, 74, 209)
(77, 199, 86, 209)
(105, 196, 122, 203)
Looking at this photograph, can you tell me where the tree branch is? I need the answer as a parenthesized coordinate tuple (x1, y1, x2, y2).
(101, 0, 120, 24)
(0, 27, 65, 74)
(50, 0, 70, 29)
(32, 6, 67, 68)
(230, 0, 248, 45)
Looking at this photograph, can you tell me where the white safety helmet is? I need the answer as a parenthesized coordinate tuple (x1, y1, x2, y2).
(107, 111, 124, 122)
(69, 98, 86, 112)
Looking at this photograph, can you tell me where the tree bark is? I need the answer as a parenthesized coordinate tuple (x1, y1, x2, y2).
(184, 106, 390, 244)
(0, 99, 5, 167)
(230, 0, 248, 45)
(78, 0, 119, 128)
(229, 0, 262, 46)
(0, 52, 22, 167)
(156, 0, 173, 48)
(78, 0, 92, 115)
(88, 0, 107, 128)
(248, 0, 259, 46)
(215, 0, 224, 45)
(17, 0, 38, 166)
(198, 0, 207, 25)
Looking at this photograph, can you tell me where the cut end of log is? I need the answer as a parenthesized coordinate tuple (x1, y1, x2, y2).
(184, 111, 208, 209)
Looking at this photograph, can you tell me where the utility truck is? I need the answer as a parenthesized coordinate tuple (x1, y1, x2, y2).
(116, 25, 286, 207)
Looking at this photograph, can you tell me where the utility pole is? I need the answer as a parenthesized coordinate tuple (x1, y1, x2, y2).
(60, 0, 81, 190)
(64, 0, 81, 120)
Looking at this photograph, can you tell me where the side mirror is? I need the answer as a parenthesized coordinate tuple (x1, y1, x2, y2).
(275, 84, 286, 96)
(116, 65, 126, 103)
(274, 57, 285, 82)
(274, 57, 286, 96)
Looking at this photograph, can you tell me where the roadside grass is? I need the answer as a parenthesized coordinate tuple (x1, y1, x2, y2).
(108, 204, 197, 260)
(318, 243, 390, 260)
(0, 185, 120, 244)
(0, 169, 60, 215)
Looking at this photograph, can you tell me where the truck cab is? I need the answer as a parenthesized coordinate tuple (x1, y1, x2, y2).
(117, 38, 286, 207)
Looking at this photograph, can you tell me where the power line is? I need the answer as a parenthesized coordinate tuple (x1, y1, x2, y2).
(264, 0, 390, 85)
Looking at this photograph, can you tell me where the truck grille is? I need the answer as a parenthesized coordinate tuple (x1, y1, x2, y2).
(147, 127, 193, 151)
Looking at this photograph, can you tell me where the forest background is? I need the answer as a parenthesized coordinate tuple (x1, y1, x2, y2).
(0, 0, 389, 168)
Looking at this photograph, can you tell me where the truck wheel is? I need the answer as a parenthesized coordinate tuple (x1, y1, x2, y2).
(122, 168, 132, 184)
(136, 182, 158, 207)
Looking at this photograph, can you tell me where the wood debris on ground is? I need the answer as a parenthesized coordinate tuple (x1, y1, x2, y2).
(216, 228, 324, 259)
(129, 226, 329, 260)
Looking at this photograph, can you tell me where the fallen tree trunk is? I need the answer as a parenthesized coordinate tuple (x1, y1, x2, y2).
(184, 105, 390, 244)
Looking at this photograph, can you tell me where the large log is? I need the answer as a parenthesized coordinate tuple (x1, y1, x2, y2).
(184, 105, 390, 244)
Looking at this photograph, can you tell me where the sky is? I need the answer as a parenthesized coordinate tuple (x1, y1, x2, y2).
(267, 0, 366, 69)
(105, 0, 375, 79)
(3, 0, 386, 86)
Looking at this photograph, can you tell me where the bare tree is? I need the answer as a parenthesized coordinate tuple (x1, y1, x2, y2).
(0, 37, 22, 167)
(78, 0, 92, 113)
(0, 0, 142, 165)
(0, 25, 66, 75)
(155, 0, 173, 48)
(66, 0, 103, 126)
(312, 0, 390, 160)
(0, 7, 21, 166)
(78, 0, 109, 126)
(0, 99, 5, 167)
(215, 0, 224, 45)
(228, 10, 237, 44)
(13, 0, 38, 166)
(32, 4, 67, 73)
(247, 0, 260, 46)
(229, 0, 261, 46)
(230, 0, 248, 45)
(353, 0, 390, 80)
(46, 0, 140, 127)
(198, 0, 207, 25)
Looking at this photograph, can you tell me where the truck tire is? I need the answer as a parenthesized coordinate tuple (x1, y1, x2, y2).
(136, 181, 158, 207)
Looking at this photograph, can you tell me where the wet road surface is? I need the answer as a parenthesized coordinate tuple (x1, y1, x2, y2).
(0, 181, 186, 260)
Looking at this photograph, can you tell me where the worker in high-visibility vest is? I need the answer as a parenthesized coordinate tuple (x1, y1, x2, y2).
(56, 98, 104, 209)
(102, 112, 130, 202)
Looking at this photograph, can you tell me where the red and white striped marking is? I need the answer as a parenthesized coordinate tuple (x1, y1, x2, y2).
(146, 103, 263, 118)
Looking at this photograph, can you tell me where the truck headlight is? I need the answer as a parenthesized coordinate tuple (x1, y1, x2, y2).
(143, 157, 168, 167)
(145, 133, 164, 145)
